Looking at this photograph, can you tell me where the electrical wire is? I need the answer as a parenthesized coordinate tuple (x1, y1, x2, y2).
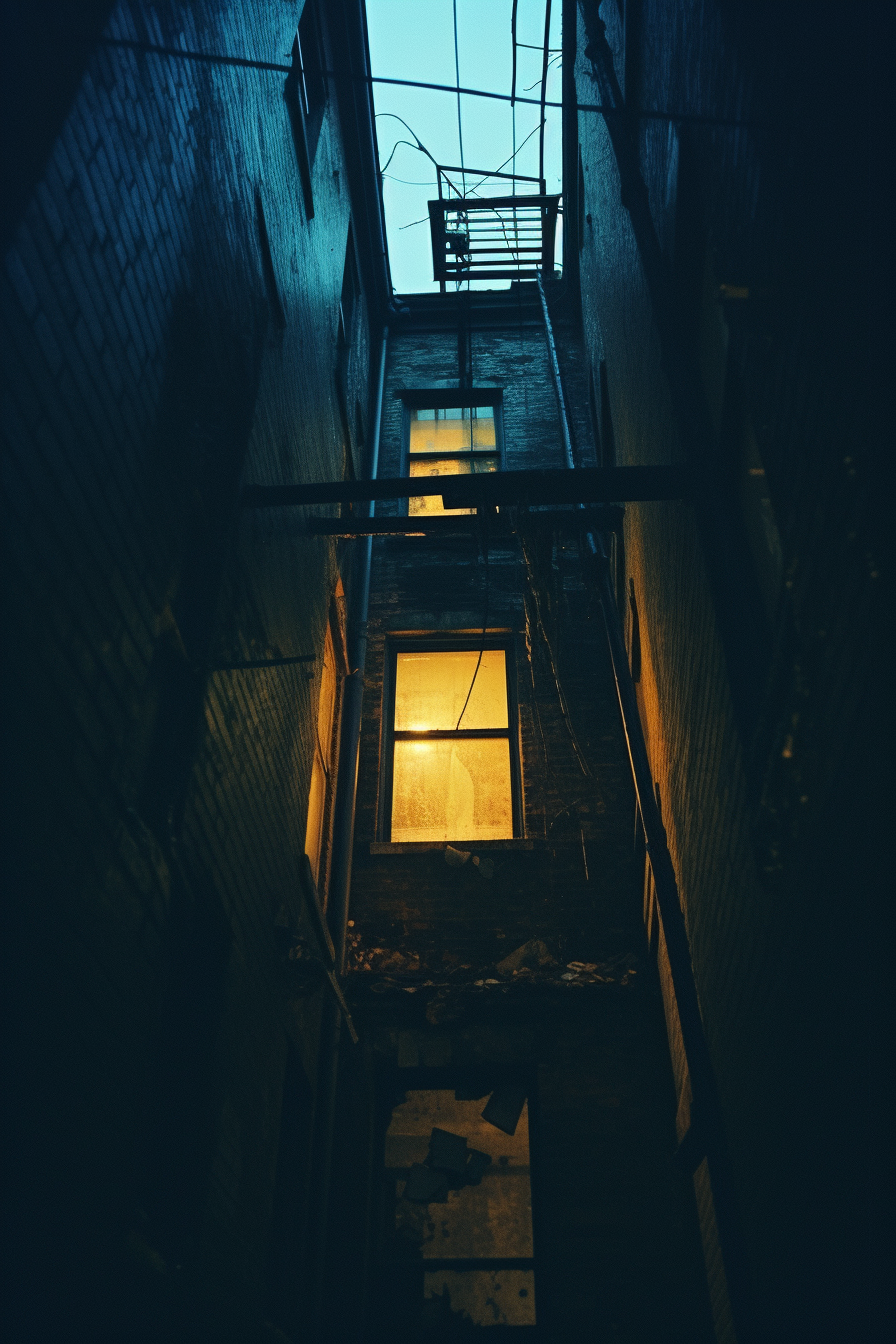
(375, 113, 439, 171)
(375, 113, 466, 219)
(379, 139, 425, 175)
(382, 173, 441, 186)
(464, 120, 543, 196)
(516, 519, 592, 778)
(523, 55, 561, 91)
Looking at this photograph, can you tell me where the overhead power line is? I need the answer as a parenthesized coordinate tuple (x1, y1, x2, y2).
(98, 39, 760, 128)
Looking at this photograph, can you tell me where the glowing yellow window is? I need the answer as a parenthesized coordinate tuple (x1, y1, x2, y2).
(389, 648, 517, 842)
(305, 624, 338, 886)
(408, 407, 499, 517)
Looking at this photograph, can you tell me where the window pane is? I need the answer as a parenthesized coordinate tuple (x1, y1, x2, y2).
(394, 650, 508, 731)
(410, 412, 496, 452)
(408, 455, 499, 516)
(392, 738, 512, 841)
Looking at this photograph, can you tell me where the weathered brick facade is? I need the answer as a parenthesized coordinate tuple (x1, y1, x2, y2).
(574, 2, 890, 1339)
(2, 2, 375, 1336)
(1, 1, 889, 1340)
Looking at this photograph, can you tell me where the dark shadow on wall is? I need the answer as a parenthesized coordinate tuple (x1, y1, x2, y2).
(135, 288, 267, 841)
(0, 1, 118, 250)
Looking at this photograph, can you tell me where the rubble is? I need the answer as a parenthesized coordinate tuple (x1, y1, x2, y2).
(428, 1127, 469, 1177)
(404, 1163, 449, 1203)
(464, 1149, 492, 1184)
(426, 989, 465, 1025)
(345, 942, 642, 1005)
(481, 1085, 527, 1136)
(495, 939, 557, 975)
(401, 1128, 494, 1209)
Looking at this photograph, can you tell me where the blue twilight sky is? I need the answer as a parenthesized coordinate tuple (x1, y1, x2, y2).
(365, 0, 563, 295)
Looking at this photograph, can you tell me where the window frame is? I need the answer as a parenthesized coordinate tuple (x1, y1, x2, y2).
(338, 225, 360, 351)
(284, 0, 328, 221)
(379, 635, 524, 844)
(399, 389, 505, 518)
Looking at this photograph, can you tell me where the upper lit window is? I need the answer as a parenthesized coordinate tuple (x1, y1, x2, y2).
(407, 405, 501, 516)
(386, 643, 519, 843)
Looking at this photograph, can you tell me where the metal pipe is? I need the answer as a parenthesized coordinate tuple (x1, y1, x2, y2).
(536, 276, 753, 1335)
(307, 326, 387, 1339)
(539, 0, 554, 184)
(511, 0, 519, 109)
(537, 275, 575, 470)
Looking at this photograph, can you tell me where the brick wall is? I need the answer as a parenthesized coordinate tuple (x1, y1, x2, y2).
(1, 1, 374, 1335)
(574, 2, 890, 1338)
(351, 316, 635, 959)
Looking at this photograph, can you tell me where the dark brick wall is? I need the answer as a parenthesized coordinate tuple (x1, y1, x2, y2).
(3, 0, 888, 1336)
(1, 1, 374, 1336)
(575, 2, 890, 1339)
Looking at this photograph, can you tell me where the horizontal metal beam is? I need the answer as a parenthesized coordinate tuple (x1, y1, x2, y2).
(303, 506, 624, 537)
(241, 465, 689, 510)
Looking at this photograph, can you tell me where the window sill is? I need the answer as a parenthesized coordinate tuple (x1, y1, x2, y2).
(370, 839, 534, 855)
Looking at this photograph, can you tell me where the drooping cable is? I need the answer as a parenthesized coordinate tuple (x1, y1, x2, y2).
(463, 116, 544, 201)
(516, 516, 592, 777)
(375, 112, 439, 172)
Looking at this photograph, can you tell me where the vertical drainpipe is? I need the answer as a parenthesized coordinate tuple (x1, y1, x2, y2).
(308, 325, 388, 1341)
